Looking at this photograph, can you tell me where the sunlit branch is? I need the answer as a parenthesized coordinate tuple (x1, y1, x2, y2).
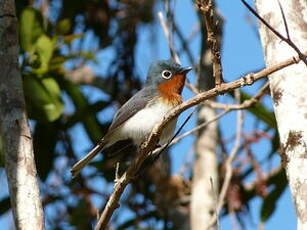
(93, 54, 303, 230)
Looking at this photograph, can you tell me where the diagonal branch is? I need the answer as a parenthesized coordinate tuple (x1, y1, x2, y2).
(277, 0, 290, 40)
(165, 82, 269, 147)
(205, 82, 269, 110)
(240, 0, 307, 66)
(158, 11, 181, 64)
(93, 53, 303, 230)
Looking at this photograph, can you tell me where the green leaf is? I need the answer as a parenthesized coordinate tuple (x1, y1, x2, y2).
(23, 75, 64, 122)
(33, 35, 54, 74)
(19, 7, 44, 51)
(260, 187, 283, 222)
(229, 88, 276, 128)
(49, 55, 67, 71)
(260, 170, 287, 222)
(79, 51, 96, 62)
(56, 18, 71, 35)
(241, 92, 276, 128)
(268, 131, 280, 159)
(63, 33, 83, 44)
(33, 122, 58, 181)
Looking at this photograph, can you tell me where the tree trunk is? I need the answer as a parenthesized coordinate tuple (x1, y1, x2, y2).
(190, 8, 221, 229)
(191, 102, 219, 230)
(255, 1, 307, 229)
(0, 1, 45, 229)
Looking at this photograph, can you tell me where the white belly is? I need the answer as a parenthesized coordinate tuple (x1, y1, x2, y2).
(111, 101, 177, 146)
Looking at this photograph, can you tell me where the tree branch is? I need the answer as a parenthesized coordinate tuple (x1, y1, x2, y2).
(205, 82, 269, 110)
(240, 0, 307, 66)
(197, 0, 224, 86)
(93, 53, 303, 230)
(158, 11, 181, 64)
(165, 82, 269, 147)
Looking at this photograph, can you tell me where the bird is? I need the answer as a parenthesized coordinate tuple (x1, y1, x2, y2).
(71, 60, 192, 177)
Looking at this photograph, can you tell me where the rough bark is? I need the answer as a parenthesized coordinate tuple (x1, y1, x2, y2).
(0, 0, 45, 229)
(255, 1, 307, 229)
(190, 8, 221, 229)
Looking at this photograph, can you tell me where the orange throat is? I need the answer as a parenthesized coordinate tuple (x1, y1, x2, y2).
(158, 74, 186, 106)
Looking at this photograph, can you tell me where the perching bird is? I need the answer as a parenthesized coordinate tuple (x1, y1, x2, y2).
(71, 60, 192, 177)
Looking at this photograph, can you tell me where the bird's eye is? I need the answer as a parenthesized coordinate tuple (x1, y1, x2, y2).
(161, 70, 172, 79)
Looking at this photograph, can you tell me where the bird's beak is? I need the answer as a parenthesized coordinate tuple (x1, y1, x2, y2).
(179, 66, 193, 74)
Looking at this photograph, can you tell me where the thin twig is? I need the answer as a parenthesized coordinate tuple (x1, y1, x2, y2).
(240, 0, 307, 66)
(187, 79, 269, 110)
(93, 54, 303, 230)
(185, 81, 200, 94)
(158, 11, 181, 64)
(197, 0, 224, 86)
(205, 82, 269, 110)
(150, 109, 230, 159)
(209, 90, 244, 227)
(167, 82, 269, 146)
(243, 165, 283, 192)
(277, 0, 290, 40)
(244, 135, 267, 197)
(152, 109, 195, 160)
(173, 23, 196, 67)
(172, 109, 229, 144)
(165, 0, 177, 62)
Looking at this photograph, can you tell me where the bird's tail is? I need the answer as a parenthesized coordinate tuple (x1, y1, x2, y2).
(71, 139, 106, 178)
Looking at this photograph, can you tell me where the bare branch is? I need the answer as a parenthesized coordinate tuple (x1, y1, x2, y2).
(173, 23, 196, 68)
(240, 0, 307, 66)
(277, 0, 290, 40)
(158, 11, 181, 64)
(211, 90, 244, 227)
(243, 165, 283, 192)
(187, 78, 270, 110)
(166, 82, 269, 147)
(205, 82, 269, 110)
(185, 81, 200, 94)
(170, 109, 229, 145)
(197, 0, 224, 86)
(151, 109, 195, 161)
(93, 53, 303, 230)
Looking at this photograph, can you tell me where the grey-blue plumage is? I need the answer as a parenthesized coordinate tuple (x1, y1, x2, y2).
(71, 60, 191, 177)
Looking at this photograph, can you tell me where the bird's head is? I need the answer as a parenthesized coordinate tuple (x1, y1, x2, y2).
(145, 60, 192, 95)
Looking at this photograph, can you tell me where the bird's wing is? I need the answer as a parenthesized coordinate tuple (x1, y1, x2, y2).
(71, 87, 157, 177)
(106, 86, 158, 136)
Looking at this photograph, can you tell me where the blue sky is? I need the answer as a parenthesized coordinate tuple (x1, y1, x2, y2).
(0, 0, 297, 229)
